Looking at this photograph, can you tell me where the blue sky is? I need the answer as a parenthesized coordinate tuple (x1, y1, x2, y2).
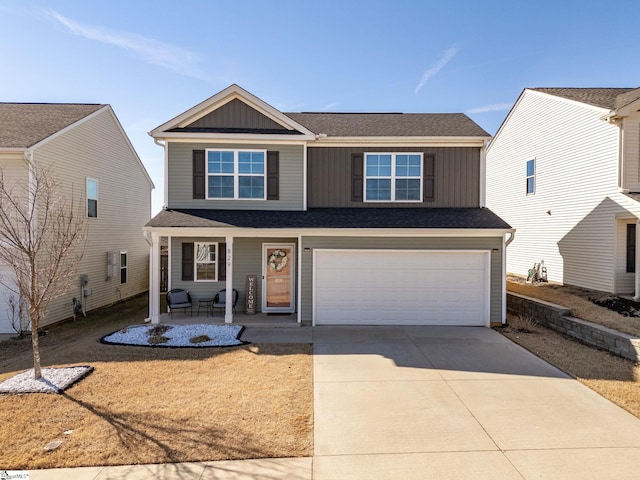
(1, 0, 639, 214)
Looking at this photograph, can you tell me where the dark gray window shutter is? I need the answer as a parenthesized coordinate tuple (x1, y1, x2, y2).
(351, 153, 364, 202)
(182, 242, 194, 281)
(193, 150, 205, 199)
(267, 151, 279, 200)
(423, 154, 435, 202)
(627, 224, 636, 273)
(218, 242, 226, 281)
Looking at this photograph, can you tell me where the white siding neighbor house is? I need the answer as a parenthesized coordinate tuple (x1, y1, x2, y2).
(0, 103, 154, 334)
(486, 87, 640, 295)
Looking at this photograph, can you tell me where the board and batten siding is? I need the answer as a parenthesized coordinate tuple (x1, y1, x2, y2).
(188, 98, 288, 131)
(307, 146, 480, 208)
(169, 236, 297, 313)
(299, 236, 503, 325)
(167, 142, 304, 210)
(31, 108, 152, 327)
(487, 89, 640, 294)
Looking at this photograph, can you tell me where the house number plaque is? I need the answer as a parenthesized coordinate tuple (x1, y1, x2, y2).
(245, 275, 257, 314)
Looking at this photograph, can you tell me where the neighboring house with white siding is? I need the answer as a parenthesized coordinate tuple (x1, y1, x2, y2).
(145, 84, 513, 327)
(486, 87, 640, 295)
(0, 103, 153, 334)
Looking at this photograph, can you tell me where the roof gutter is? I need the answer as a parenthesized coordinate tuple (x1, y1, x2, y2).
(152, 137, 169, 209)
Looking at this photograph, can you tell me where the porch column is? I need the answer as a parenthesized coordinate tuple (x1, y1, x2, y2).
(148, 232, 161, 324)
(225, 236, 233, 324)
(635, 219, 640, 301)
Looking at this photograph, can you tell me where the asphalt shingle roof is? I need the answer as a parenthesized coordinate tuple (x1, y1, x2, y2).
(146, 208, 511, 230)
(285, 112, 490, 137)
(531, 88, 640, 110)
(0, 103, 105, 148)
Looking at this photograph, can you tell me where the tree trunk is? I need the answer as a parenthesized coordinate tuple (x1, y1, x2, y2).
(31, 314, 41, 379)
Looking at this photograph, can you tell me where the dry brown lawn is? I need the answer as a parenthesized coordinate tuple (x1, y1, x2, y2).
(503, 277, 640, 419)
(0, 294, 312, 470)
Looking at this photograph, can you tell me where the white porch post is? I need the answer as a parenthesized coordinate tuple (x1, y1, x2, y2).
(225, 236, 233, 324)
(148, 232, 161, 324)
(634, 219, 640, 301)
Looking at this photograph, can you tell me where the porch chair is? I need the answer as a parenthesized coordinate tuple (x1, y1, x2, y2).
(212, 289, 239, 315)
(166, 289, 193, 317)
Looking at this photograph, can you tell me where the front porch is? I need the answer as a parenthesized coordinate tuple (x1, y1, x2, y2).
(157, 310, 300, 328)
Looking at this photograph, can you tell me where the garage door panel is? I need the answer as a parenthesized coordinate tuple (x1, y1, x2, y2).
(314, 250, 489, 326)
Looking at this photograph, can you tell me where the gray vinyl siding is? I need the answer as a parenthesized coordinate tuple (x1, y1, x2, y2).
(307, 146, 480, 208)
(30, 108, 152, 327)
(167, 142, 304, 210)
(170, 236, 297, 313)
(299, 236, 503, 325)
(188, 99, 288, 130)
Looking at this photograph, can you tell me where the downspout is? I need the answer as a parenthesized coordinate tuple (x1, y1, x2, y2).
(152, 137, 168, 208)
(502, 230, 516, 324)
(479, 139, 488, 208)
(634, 218, 640, 301)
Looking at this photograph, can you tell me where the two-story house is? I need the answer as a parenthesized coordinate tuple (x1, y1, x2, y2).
(486, 87, 640, 296)
(0, 103, 154, 334)
(145, 84, 512, 327)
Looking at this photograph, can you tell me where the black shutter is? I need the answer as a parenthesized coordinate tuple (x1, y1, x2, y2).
(193, 150, 205, 199)
(182, 243, 194, 281)
(351, 153, 364, 202)
(627, 224, 636, 273)
(218, 242, 226, 281)
(267, 151, 279, 200)
(423, 154, 435, 202)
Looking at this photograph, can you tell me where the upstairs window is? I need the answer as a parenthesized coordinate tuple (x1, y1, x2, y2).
(87, 178, 98, 217)
(364, 153, 423, 202)
(206, 149, 266, 200)
(195, 242, 217, 281)
(120, 251, 128, 284)
(526, 159, 535, 195)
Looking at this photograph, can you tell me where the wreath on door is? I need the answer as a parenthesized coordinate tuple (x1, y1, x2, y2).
(268, 249, 288, 272)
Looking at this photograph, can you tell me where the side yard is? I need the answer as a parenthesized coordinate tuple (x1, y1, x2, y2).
(504, 277, 640, 419)
(0, 294, 312, 470)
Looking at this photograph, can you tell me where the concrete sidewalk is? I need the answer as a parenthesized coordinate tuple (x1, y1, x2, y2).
(24, 325, 640, 479)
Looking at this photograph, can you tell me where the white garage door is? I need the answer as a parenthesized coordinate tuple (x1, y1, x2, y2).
(313, 250, 490, 326)
(0, 265, 25, 334)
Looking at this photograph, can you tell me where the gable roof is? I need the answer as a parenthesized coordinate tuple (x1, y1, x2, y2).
(285, 112, 489, 137)
(531, 87, 640, 110)
(146, 207, 511, 230)
(0, 103, 106, 148)
(151, 84, 491, 141)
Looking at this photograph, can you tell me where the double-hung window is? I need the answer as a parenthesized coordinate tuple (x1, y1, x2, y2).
(120, 251, 128, 284)
(526, 159, 535, 195)
(364, 153, 423, 202)
(87, 178, 98, 217)
(207, 149, 266, 199)
(195, 242, 217, 281)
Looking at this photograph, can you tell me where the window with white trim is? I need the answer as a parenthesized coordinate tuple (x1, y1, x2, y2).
(206, 149, 266, 199)
(195, 242, 217, 281)
(120, 251, 128, 284)
(526, 159, 535, 195)
(364, 153, 423, 202)
(87, 178, 98, 217)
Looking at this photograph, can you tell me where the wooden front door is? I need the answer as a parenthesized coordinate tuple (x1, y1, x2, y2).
(262, 244, 295, 313)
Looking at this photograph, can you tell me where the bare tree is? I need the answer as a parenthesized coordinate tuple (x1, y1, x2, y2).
(0, 164, 86, 379)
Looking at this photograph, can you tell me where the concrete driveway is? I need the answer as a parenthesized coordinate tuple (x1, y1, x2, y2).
(313, 326, 640, 479)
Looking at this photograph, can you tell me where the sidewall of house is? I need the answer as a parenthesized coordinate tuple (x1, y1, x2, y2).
(486, 90, 640, 293)
(33, 109, 152, 327)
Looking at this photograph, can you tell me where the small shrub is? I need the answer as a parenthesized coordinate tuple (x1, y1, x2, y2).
(148, 325, 172, 337)
(508, 314, 538, 333)
(148, 335, 170, 345)
(189, 335, 211, 344)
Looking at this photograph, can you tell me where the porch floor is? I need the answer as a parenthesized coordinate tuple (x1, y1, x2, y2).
(158, 311, 301, 328)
